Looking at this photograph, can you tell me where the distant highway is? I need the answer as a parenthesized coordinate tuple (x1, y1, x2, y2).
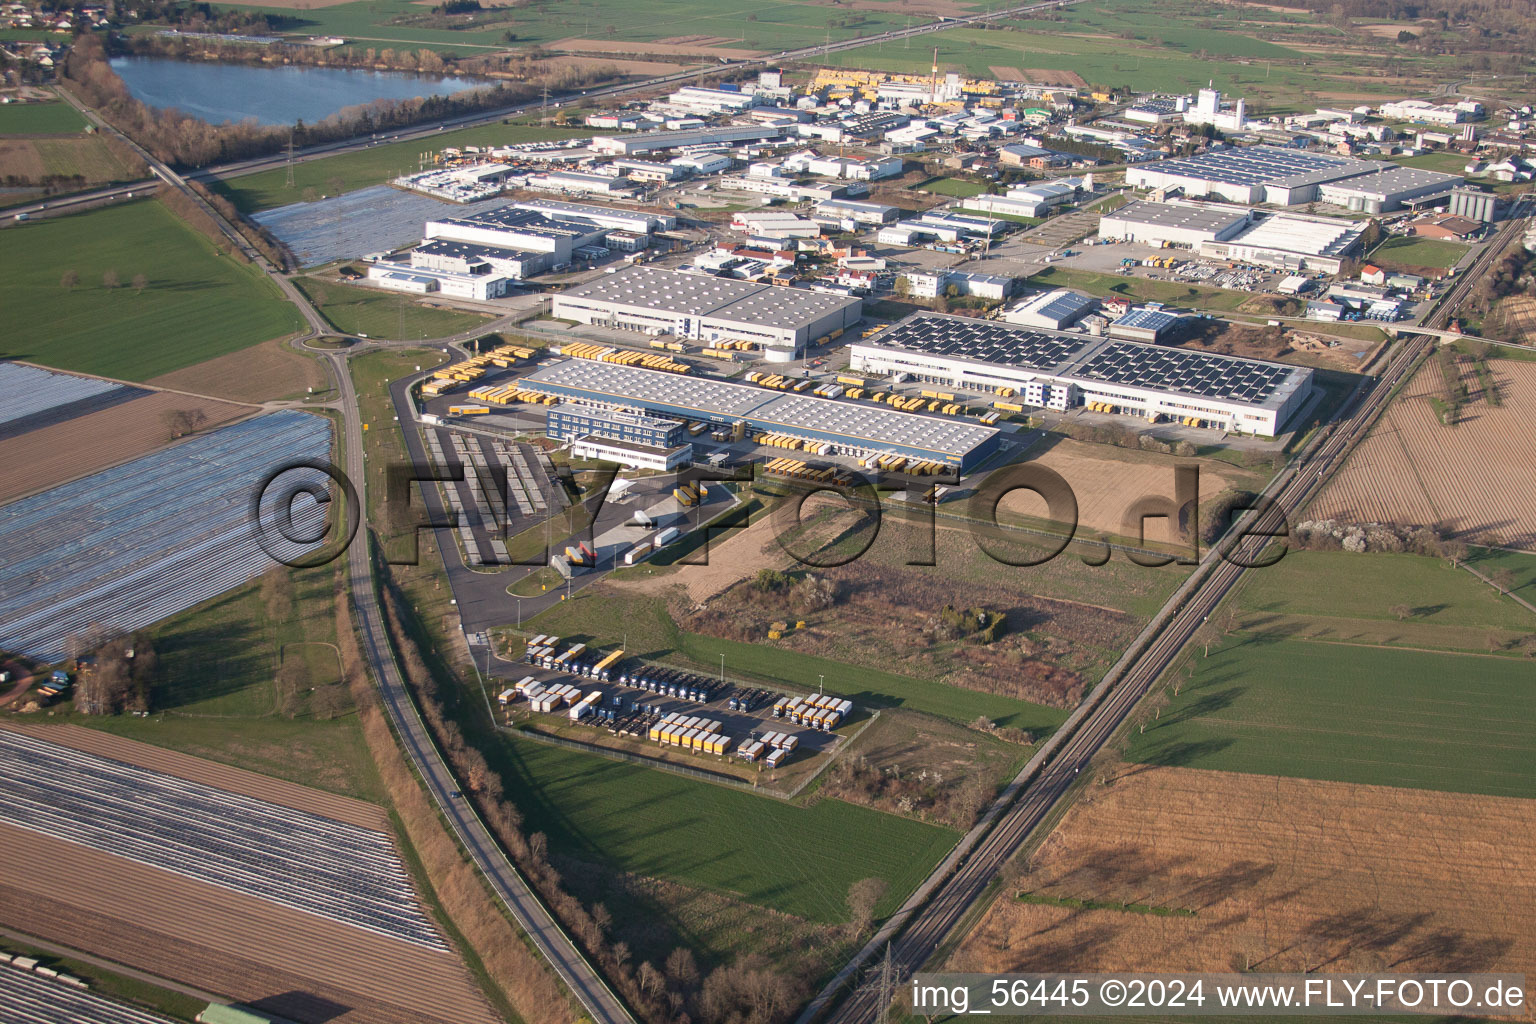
(802, 195, 1532, 1024)
(194, 0, 1090, 185)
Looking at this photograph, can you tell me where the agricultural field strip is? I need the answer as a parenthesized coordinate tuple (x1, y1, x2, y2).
(0, 411, 329, 662)
(0, 730, 445, 950)
(0, 968, 176, 1024)
(0, 360, 124, 427)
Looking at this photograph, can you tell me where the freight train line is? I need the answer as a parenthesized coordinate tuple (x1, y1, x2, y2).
(805, 196, 1531, 1024)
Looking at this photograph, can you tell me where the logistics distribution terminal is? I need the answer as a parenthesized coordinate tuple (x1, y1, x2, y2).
(850, 314, 1315, 436)
(518, 359, 1002, 471)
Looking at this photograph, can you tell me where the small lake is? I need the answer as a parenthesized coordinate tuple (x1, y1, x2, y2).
(110, 56, 494, 127)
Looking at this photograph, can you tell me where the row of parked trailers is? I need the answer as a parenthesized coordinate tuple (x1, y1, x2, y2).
(673, 480, 703, 507)
(648, 712, 733, 755)
(467, 382, 559, 406)
(857, 452, 950, 476)
(773, 693, 852, 731)
(737, 731, 798, 767)
(560, 341, 690, 375)
(421, 344, 539, 397)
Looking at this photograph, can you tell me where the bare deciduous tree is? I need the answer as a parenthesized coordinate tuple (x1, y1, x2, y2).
(61, 269, 79, 291)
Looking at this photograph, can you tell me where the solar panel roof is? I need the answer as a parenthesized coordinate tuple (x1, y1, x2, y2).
(1072, 341, 1294, 404)
(862, 313, 1094, 373)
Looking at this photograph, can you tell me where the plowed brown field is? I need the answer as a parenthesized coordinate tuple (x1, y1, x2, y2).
(0, 725, 497, 1024)
(1309, 357, 1536, 548)
(0, 391, 250, 504)
(149, 335, 328, 403)
(1015, 439, 1245, 545)
(953, 766, 1536, 989)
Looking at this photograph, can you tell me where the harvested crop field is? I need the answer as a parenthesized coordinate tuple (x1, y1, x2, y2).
(988, 65, 1029, 81)
(550, 37, 762, 59)
(0, 725, 496, 1024)
(1490, 294, 1536, 345)
(953, 766, 1536, 980)
(1026, 68, 1089, 89)
(148, 335, 327, 403)
(0, 390, 250, 504)
(0, 390, 249, 505)
(1309, 357, 1536, 548)
(538, 54, 691, 77)
(1014, 438, 1249, 545)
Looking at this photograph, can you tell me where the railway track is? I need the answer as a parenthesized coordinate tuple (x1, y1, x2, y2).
(807, 196, 1532, 1024)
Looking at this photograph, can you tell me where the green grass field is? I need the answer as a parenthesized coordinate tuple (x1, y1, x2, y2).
(294, 276, 491, 339)
(1025, 266, 1256, 312)
(213, 0, 920, 60)
(1369, 234, 1470, 270)
(0, 199, 304, 379)
(1127, 636, 1536, 797)
(214, 124, 599, 212)
(917, 176, 988, 198)
(76, 562, 385, 803)
(526, 590, 1071, 733)
(496, 732, 958, 923)
(821, 0, 1459, 111)
(1129, 551, 1536, 797)
(0, 100, 89, 135)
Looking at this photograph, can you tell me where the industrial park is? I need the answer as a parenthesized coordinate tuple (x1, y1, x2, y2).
(3, 3, 1536, 1024)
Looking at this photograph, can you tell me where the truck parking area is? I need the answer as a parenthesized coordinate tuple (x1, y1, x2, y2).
(496, 636, 858, 777)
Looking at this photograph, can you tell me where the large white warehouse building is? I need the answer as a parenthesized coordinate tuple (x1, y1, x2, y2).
(1100, 200, 1370, 273)
(551, 266, 862, 358)
(849, 313, 1314, 435)
(1127, 145, 1382, 205)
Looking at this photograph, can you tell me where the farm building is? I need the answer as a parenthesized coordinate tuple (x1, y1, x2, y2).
(518, 359, 1001, 471)
(551, 266, 862, 359)
(848, 313, 1314, 435)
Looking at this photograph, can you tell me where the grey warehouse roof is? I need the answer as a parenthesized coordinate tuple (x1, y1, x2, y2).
(561, 265, 858, 326)
(523, 359, 998, 458)
(1104, 200, 1251, 234)
(1319, 164, 1462, 198)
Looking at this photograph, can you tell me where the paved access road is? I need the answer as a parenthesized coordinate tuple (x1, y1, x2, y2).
(803, 195, 1534, 1024)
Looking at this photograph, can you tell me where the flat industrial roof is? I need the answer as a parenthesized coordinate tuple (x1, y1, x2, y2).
(522, 359, 998, 459)
(559, 265, 859, 327)
(861, 313, 1309, 410)
(1138, 145, 1377, 189)
(1112, 307, 1180, 332)
(1319, 164, 1462, 198)
(1104, 199, 1251, 234)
